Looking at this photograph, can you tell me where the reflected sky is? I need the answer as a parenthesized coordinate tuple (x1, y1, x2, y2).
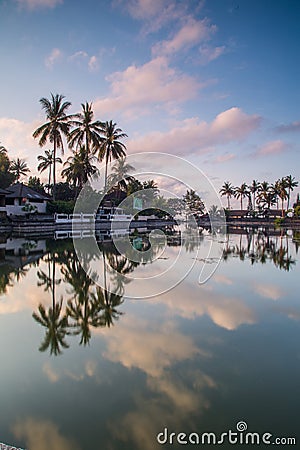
(0, 228, 299, 449)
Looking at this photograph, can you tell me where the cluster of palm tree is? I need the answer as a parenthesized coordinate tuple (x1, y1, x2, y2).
(33, 93, 127, 200)
(220, 176, 299, 216)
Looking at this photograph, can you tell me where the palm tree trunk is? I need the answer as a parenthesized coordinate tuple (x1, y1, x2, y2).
(53, 139, 57, 201)
(281, 198, 284, 217)
(227, 195, 230, 209)
(287, 188, 290, 210)
(104, 150, 109, 193)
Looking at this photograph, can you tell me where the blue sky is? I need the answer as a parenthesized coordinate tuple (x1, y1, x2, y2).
(0, 0, 299, 203)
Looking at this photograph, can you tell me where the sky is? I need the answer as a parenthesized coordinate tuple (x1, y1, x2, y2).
(0, 0, 299, 205)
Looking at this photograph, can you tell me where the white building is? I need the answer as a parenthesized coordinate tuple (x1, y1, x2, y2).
(5, 183, 50, 216)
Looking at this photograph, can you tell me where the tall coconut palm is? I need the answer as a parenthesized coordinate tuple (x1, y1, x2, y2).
(220, 181, 234, 209)
(234, 183, 249, 210)
(10, 158, 30, 181)
(37, 149, 62, 189)
(68, 102, 103, 157)
(96, 120, 127, 192)
(61, 145, 98, 194)
(250, 180, 260, 210)
(276, 178, 288, 217)
(284, 175, 298, 210)
(107, 157, 135, 191)
(33, 93, 75, 200)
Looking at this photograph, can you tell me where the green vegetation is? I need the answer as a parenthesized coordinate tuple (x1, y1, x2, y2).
(220, 176, 299, 218)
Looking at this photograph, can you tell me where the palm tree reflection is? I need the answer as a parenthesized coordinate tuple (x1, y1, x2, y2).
(223, 228, 296, 271)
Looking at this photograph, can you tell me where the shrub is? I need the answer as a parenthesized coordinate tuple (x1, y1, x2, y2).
(46, 200, 75, 215)
(294, 205, 300, 217)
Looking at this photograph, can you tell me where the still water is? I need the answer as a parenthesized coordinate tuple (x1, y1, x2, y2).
(0, 227, 299, 449)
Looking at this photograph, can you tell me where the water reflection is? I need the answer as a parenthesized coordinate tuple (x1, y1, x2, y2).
(0, 227, 299, 449)
(223, 227, 296, 270)
(0, 227, 298, 356)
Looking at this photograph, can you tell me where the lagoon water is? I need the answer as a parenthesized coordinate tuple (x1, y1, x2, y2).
(0, 227, 299, 449)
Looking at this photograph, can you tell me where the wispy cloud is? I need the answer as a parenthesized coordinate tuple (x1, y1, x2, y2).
(152, 17, 217, 57)
(211, 152, 236, 164)
(254, 139, 288, 157)
(14, 0, 63, 10)
(199, 45, 226, 64)
(254, 283, 284, 301)
(118, 0, 186, 34)
(68, 50, 88, 61)
(127, 107, 260, 156)
(45, 48, 63, 69)
(88, 55, 99, 72)
(275, 120, 300, 133)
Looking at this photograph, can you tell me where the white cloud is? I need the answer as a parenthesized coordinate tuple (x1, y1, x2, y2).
(127, 107, 261, 156)
(93, 56, 203, 118)
(152, 17, 216, 57)
(88, 55, 99, 72)
(14, 0, 63, 10)
(45, 48, 63, 69)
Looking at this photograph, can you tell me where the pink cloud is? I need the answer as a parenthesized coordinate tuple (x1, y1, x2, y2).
(93, 56, 204, 118)
(118, 0, 185, 34)
(152, 17, 216, 56)
(15, 0, 62, 9)
(127, 107, 260, 156)
(255, 140, 288, 157)
(276, 120, 300, 133)
(199, 45, 226, 64)
(212, 153, 236, 163)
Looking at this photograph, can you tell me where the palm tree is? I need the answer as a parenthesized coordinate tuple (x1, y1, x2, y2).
(33, 93, 75, 200)
(220, 181, 234, 209)
(107, 157, 135, 191)
(284, 175, 299, 210)
(0, 145, 8, 155)
(96, 120, 127, 192)
(257, 181, 276, 210)
(234, 183, 249, 210)
(61, 146, 99, 194)
(37, 149, 62, 189)
(68, 102, 103, 157)
(250, 180, 260, 210)
(276, 178, 288, 217)
(10, 158, 30, 181)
